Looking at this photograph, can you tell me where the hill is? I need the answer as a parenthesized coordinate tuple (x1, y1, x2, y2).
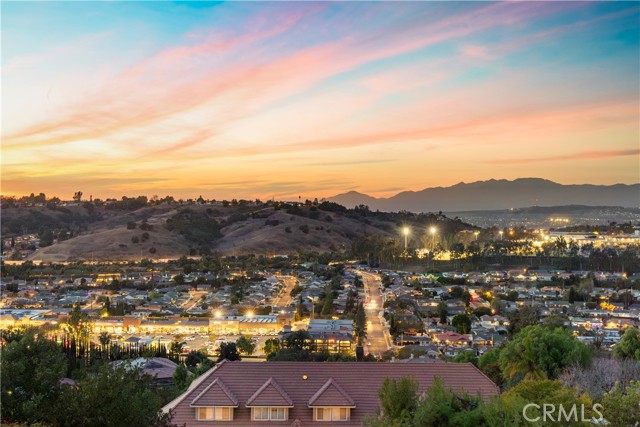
(1, 201, 471, 262)
(329, 178, 640, 212)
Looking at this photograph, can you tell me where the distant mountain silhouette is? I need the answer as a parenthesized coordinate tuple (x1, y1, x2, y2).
(329, 178, 640, 212)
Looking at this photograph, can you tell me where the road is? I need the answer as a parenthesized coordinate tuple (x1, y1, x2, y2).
(182, 290, 208, 311)
(270, 275, 298, 309)
(357, 270, 393, 356)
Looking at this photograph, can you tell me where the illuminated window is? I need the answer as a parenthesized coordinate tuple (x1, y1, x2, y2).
(314, 407, 350, 421)
(196, 407, 233, 421)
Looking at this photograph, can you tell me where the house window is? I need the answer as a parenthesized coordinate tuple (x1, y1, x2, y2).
(196, 407, 233, 421)
(314, 407, 350, 421)
(252, 407, 288, 421)
(271, 408, 287, 420)
(251, 406, 289, 421)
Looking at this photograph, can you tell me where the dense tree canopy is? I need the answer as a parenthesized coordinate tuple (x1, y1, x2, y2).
(499, 325, 591, 381)
(55, 365, 173, 427)
(613, 327, 640, 360)
(1, 330, 67, 424)
(1, 329, 176, 427)
(235, 336, 256, 356)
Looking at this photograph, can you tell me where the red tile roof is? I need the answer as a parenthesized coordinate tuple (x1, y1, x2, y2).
(246, 377, 294, 407)
(165, 360, 499, 427)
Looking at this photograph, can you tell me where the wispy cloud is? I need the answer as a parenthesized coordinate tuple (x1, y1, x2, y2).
(486, 149, 640, 165)
(305, 159, 397, 167)
(2, 1, 638, 199)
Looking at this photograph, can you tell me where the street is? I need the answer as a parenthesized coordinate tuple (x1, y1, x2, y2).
(357, 270, 393, 356)
(270, 275, 298, 310)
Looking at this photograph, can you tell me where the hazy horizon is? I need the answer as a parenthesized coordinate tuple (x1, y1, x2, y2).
(2, 2, 639, 201)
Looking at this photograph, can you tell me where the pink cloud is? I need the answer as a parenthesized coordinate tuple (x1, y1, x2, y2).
(485, 149, 640, 165)
(2, 0, 612, 166)
(459, 44, 493, 60)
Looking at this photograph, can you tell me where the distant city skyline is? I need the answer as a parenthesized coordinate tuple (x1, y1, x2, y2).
(2, 2, 639, 200)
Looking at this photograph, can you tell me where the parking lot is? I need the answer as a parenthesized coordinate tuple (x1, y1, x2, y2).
(101, 331, 277, 357)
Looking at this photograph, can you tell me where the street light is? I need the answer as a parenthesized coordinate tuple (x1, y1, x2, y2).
(402, 227, 410, 252)
(474, 231, 480, 241)
(246, 310, 255, 319)
(214, 310, 222, 318)
(499, 230, 504, 240)
(429, 226, 437, 250)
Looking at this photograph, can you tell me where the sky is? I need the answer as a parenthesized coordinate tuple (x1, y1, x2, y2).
(2, 1, 639, 201)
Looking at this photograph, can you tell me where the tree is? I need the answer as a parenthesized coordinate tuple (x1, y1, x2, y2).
(367, 377, 418, 426)
(354, 302, 367, 343)
(73, 191, 83, 202)
(54, 364, 174, 427)
(39, 227, 54, 247)
(295, 296, 305, 321)
(507, 305, 539, 336)
(451, 314, 471, 334)
(496, 379, 595, 427)
(412, 377, 485, 427)
(613, 327, 640, 360)
(173, 363, 191, 391)
(63, 304, 92, 343)
(1, 329, 67, 424)
(284, 330, 311, 352)
(185, 350, 208, 367)
(462, 290, 472, 307)
(437, 301, 448, 324)
(98, 331, 111, 348)
(236, 336, 256, 356)
(559, 357, 640, 400)
(499, 326, 591, 382)
(263, 338, 282, 355)
(320, 285, 334, 316)
(170, 341, 184, 357)
(5, 282, 19, 293)
(453, 349, 478, 366)
(217, 342, 241, 362)
(478, 348, 503, 388)
(600, 380, 640, 427)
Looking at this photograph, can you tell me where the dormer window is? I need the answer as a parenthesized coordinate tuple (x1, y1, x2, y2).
(195, 407, 233, 421)
(308, 378, 355, 422)
(314, 407, 350, 421)
(189, 378, 238, 421)
(245, 377, 294, 421)
(252, 407, 288, 421)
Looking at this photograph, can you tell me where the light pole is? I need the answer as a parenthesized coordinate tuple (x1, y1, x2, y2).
(402, 227, 409, 253)
(429, 226, 437, 250)
(499, 230, 504, 240)
(474, 231, 480, 241)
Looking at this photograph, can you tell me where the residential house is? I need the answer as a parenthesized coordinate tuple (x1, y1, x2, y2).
(163, 360, 499, 426)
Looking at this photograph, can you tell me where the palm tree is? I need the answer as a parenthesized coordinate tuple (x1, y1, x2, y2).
(170, 340, 185, 357)
(98, 331, 111, 348)
(499, 338, 546, 381)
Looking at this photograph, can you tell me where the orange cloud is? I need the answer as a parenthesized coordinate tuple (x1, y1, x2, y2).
(485, 149, 640, 165)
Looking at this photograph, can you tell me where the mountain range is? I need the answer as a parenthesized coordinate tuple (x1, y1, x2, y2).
(328, 178, 640, 212)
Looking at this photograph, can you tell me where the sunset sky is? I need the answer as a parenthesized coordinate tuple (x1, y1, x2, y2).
(2, 1, 639, 201)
